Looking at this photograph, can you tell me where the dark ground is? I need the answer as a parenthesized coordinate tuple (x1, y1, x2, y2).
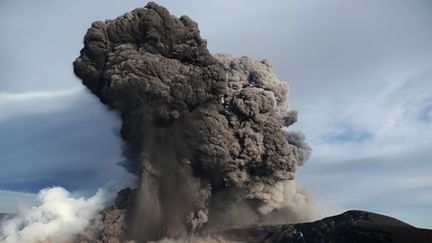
(220, 210, 432, 243)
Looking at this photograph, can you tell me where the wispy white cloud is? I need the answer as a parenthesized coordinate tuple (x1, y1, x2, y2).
(296, 68, 432, 227)
(0, 190, 36, 214)
(0, 88, 83, 122)
(0, 89, 80, 101)
(298, 68, 432, 162)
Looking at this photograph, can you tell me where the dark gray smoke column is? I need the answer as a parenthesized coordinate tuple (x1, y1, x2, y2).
(74, 2, 312, 241)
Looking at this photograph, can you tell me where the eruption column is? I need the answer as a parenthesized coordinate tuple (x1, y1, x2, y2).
(74, 2, 312, 241)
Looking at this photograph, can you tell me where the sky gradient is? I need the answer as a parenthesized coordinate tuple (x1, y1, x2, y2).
(1, 0, 431, 228)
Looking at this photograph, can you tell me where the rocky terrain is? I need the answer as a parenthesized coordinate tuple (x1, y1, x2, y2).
(221, 210, 432, 243)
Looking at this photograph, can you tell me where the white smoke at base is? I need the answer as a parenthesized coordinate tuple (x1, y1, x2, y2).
(0, 187, 108, 243)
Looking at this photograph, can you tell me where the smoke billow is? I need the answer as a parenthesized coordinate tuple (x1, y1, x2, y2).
(283, 131, 312, 166)
(0, 187, 108, 243)
(72, 2, 316, 242)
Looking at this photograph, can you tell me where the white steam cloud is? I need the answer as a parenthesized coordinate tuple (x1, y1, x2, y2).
(0, 187, 108, 243)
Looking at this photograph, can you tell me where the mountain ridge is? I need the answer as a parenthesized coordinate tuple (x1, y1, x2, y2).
(220, 210, 432, 243)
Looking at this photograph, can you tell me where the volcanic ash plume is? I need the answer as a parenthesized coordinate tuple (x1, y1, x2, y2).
(73, 2, 315, 241)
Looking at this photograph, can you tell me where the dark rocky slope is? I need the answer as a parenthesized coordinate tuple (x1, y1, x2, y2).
(221, 210, 432, 243)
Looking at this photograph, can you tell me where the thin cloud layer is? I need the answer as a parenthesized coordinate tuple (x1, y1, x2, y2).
(0, 190, 36, 214)
(300, 69, 432, 162)
(0, 89, 80, 122)
(0, 88, 131, 200)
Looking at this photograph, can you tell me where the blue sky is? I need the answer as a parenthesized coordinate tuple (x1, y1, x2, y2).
(1, 0, 431, 228)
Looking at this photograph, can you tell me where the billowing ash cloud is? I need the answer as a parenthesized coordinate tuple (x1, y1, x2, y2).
(0, 187, 107, 243)
(73, 2, 314, 242)
(283, 131, 312, 166)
